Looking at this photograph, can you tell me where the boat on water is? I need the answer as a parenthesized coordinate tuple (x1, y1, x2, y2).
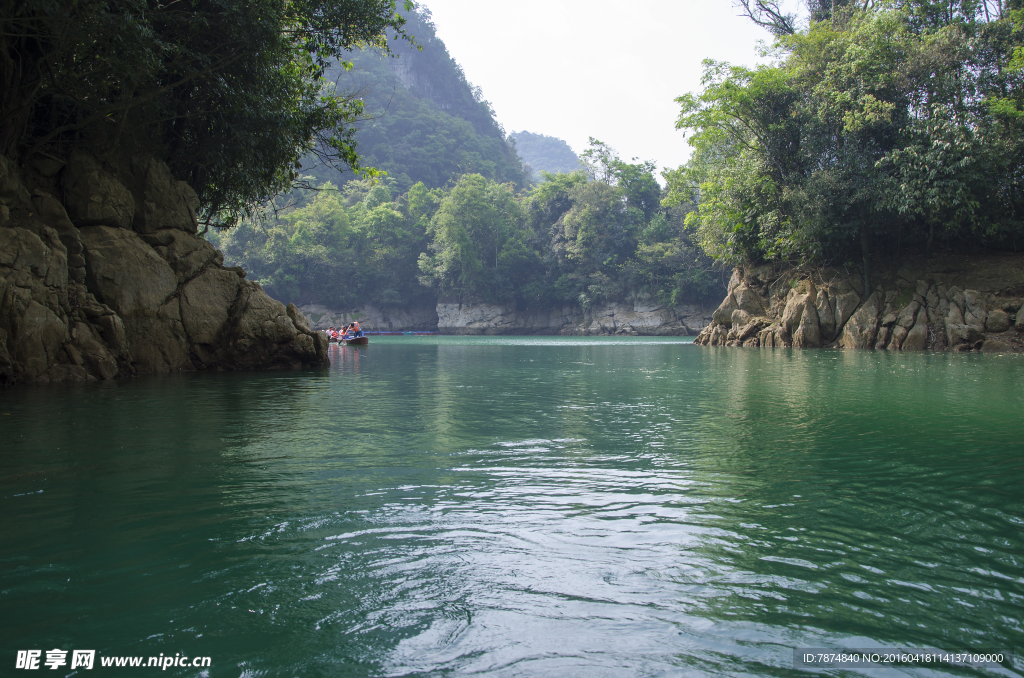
(325, 334, 368, 345)
(326, 329, 439, 343)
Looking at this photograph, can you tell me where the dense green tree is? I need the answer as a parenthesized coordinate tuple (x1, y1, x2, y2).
(1, 0, 411, 224)
(668, 1, 1024, 287)
(417, 174, 528, 300)
(209, 178, 434, 308)
(218, 139, 724, 313)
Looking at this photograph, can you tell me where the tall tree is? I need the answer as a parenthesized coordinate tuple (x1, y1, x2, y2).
(668, 1, 1024, 278)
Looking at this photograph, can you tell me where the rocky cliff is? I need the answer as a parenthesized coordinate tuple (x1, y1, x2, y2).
(436, 298, 711, 336)
(298, 303, 439, 332)
(0, 152, 328, 385)
(695, 256, 1024, 352)
(294, 298, 711, 336)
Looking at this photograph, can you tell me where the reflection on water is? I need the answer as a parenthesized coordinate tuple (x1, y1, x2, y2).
(1, 338, 1022, 677)
(331, 343, 364, 374)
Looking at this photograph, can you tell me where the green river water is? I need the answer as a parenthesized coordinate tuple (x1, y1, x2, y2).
(1, 337, 1022, 677)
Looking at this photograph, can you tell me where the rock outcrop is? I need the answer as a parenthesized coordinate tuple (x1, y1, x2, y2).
(436, 298, 710, 336)
(295, 298, 712, 336)
(694, 258, 1024, 352)
(0, 152, 328, 385)
(299, 303, 439, 333)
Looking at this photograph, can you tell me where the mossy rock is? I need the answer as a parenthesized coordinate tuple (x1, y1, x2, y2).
(893, 285, 914, 309)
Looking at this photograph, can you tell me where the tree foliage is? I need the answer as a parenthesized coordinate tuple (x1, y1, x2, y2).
(209, 179, 435, 308)
(1, 0, 410, 224)
(215, 141, 723, 310)
(669, 0, 1024, 283)
(414, 140, 721, 308)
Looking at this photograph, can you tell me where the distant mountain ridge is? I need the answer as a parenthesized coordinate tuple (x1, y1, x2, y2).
(304, 4, 530, 192)
(510, 131, 582, 180)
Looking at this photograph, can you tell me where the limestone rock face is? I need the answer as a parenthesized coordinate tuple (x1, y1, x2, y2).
(218, 282, 327, 369)
(291, 283, 715, 339)
(181, 268, 241, 346)
(815, 287, 837, 341)
(67, 321, 118, 380)
(693, 260, 1024, 352)
(140, 229, 217, 282)
(81, 226, 179, 316)
(129, 156, 200, 234)
(78, 224, 328, 373)
(981, 338, 1012, 352)
(435, 298, 710, 336)
(300, 303, 439, 333)
(80, 225, 190, 373)
(0, 152, 327, 384)
(793, 303, 821, 348)
(711, 295, 738, 327)
(781, 286, 807, 334)
(31, 192, 85, 284)
(834, 290, 861, 333)
(731, 309, 752, 327)
(963, 289, 987, 328)
(839, 291, 882, 349)
(0, 225, 114, 384)
(902, 310, 929, 351)
(986, 309, 1011, 333)
(65, 153, 135, 229)
(733, 284, 766, 316)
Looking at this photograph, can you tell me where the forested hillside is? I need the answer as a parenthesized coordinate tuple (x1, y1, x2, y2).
(210, 139, 721, 311)
(510, 131, 582, 180)
(302, 6, 531, 194)
(0, 0, 408, 226)
(666, 0, 1024, 292)
(211, 4, 722, 313)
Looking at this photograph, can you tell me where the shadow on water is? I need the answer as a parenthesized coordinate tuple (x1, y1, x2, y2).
(0, 339, 1021, 676)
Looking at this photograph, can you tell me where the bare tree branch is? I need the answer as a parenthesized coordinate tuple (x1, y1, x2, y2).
(734, 0, 798, 35)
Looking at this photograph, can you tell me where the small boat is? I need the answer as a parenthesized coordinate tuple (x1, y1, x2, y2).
(342, 335, 369, 345)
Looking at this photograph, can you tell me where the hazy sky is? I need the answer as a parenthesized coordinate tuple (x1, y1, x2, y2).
(417, 0, 804, 178)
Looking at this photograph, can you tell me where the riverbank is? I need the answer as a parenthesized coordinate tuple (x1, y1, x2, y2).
(695, 254, 1024, 352)
(299, 298, 713, 336)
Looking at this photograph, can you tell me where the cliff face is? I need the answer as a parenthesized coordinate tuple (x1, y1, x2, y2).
(298, 303, 439, 332)
(436, 299, 710, 336)
(295, 299, 712, 336)
(695, 257, 1024, 352)
(0, 153, 328, 385)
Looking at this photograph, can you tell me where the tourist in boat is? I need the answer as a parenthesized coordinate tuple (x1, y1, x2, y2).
(350, 320, 363, 338)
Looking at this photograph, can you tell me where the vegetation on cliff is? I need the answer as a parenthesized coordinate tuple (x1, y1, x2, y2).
(665, 0, 1024, 292)
(1, 0, 409, 224)
(301, 6, 532, 194)
(509, 131, 582, 180)
(211, 139, 723, 311)
(209, 4, 723, 313)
